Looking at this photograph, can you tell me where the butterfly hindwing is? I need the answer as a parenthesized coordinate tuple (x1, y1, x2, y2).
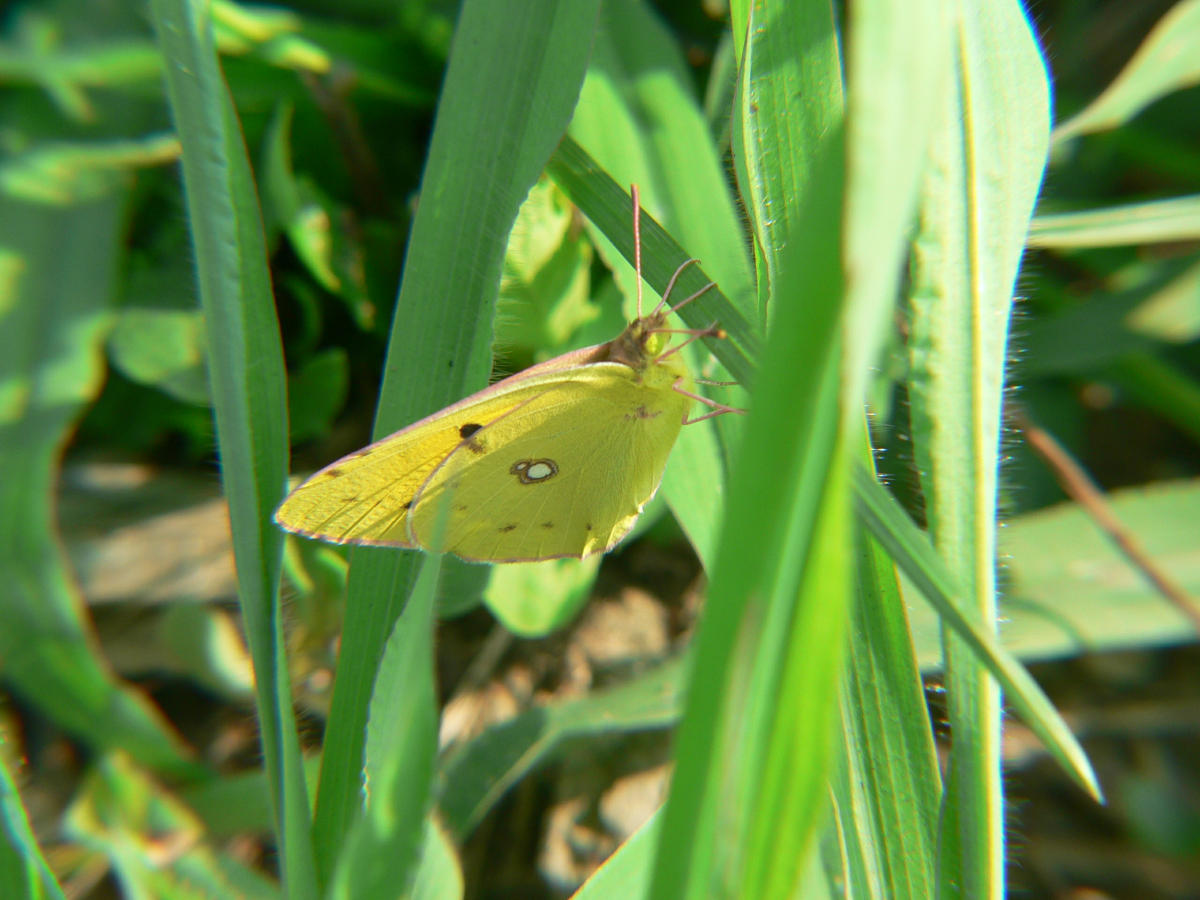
(410, 361, 691, 561)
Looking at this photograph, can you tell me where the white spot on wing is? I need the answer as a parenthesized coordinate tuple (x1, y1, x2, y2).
(510, 458, 559, 484)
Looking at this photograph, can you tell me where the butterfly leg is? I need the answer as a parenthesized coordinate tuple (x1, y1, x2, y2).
(657, 321, 726, 361)
(672, 378, 745, 425)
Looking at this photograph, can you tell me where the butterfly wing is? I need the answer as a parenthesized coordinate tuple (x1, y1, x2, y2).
(274, 375, 581, 546)
(409, 359, 691, 562)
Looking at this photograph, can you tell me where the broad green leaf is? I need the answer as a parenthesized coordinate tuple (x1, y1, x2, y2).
(63, 753, 279, 900)
(484, 556, 601, 637)
(0, 144, 196, 778)
(996, 479, 1200, 662)
(1124, 257, 1200, 342)
(495, 176, 597, 359)
(109, 307, 210, 406)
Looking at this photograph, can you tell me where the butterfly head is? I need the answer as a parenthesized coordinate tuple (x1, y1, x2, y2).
(607, 310, 673, 371)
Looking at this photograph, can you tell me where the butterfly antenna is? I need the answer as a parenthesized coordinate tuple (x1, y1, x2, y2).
(632, 184, 644, 319)
(649, 261, 717, 324)
(628, 191, 717, 323)
(655, 258, 698, 313)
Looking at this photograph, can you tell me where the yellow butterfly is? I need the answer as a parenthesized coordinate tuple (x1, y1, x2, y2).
(275, 189, 732, 562)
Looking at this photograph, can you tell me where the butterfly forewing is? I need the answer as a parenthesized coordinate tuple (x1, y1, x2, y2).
(276, 381, 567, 546)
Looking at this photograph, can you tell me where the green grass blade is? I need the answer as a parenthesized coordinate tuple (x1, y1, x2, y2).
(437, 656, 684, 840)
(1028, 194, 1200, 247)
(328, 555, 441, 899)
(408, 819, 464, 900)
(150, 0, 316, 893)
(836, 2, 949, 892)
(906, 4, 1053, 896)
(547, 136, 760, 384)
(828, 744, 870, 898)
(311, 0, 602, 878)
(854, 464, 1096, 802)
(571, 810, 662, 899)
(566, 0, 755, 567)
(0, 753, 65, 900)
(1053, 0, 1200, 142)
(649, 2, 850, 895)
(837, 498, 941, 899)
(843, 0, 948, 415)
(1104, 353, 1200, 447)
(569, 0, 755, 316)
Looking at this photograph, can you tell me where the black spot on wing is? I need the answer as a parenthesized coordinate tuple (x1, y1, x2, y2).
(540, 521, 554, 530)
(459, 422, 487, 454)
(625, 404, 661, 420)
(499, 524, 518, 533)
